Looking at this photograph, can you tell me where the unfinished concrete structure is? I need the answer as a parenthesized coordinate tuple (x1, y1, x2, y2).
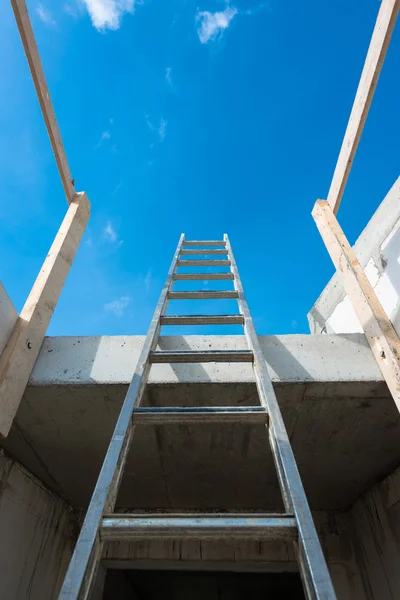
(1, 0, 400, 598)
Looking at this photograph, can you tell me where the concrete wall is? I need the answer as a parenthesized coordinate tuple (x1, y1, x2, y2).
(0, 449, 76, 600)
(352, 464, 400, 600)
(102, 510, 367, 600)
(308, 177, 400, 334)
(0, 281, 17, 355)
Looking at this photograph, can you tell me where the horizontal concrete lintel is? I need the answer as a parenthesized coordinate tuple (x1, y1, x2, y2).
(30, 333, 383, 387)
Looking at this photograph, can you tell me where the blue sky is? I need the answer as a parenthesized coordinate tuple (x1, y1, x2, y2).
(1, 0, 399, 336)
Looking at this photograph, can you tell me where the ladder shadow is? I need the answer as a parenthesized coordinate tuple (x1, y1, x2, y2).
(157, 336, 213, 383)
(259, 336, 312, 384)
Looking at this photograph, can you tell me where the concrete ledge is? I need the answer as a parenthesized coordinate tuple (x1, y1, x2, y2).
(31, 334, 383, 387)
(1, 334, 399, 513)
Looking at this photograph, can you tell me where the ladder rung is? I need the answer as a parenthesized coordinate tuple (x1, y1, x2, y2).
(132, 406, 268, 425)
(183, 240, 226, 247)
(160, 315, 244, 325)
(168, 290, 238, 300)
(108, 512, 290, 519)
(150, 350, 254, 363)
(173, 273, 234, 280)
(177, 260, 231, 267)
(180, 249, 227, 255)
(100, 515, 297, 541)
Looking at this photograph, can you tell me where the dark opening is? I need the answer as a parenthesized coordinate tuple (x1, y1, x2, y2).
(103, 569, 305, 599)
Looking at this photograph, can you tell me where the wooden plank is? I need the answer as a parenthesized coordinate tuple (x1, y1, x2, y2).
(327, 0, 399, 214)
(312, 200, 400, 412)
(160, 315, 244, 325)
(168, 290, 238, 299)
(101, 516, 297, 541)
(132, 406, 267, 425)
(11, 0, 75, 204)
(183, 241, 226, 247)
(173, 273, 234, 280)
(177, 260, 231, 267)
(180, 249, 227, 255)
(0, 193, 90, 438)
(149, 350, 253, 363)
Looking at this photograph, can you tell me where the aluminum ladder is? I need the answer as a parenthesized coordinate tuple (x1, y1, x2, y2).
(59, 234, 336, 599)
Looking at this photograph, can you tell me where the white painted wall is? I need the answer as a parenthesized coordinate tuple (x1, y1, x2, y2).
(0, 450, 76, 600)
(308, 177, 400, 335)
(326, 218, 400, 334)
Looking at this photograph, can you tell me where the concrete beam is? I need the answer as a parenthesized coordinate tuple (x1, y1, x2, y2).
(1, 334, 399, 513)
(30, 333, 383, 388)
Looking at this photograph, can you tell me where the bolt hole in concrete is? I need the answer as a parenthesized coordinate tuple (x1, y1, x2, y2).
(102, 570, 305, 599)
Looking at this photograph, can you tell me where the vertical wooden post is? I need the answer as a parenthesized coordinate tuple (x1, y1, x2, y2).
(11, 0, 76, 204)
(326, 0, 399, 214)
(0, 192, 90, 438)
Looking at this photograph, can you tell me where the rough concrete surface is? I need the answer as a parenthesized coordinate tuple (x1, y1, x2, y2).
(1, 334, 399, 512)
(0, 450, 75, 600)
(0, 281, 17, 355)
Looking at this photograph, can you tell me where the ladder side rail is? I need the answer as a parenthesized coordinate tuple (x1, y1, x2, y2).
(58, 234, 185, 600)
(224, 234, 336, 600)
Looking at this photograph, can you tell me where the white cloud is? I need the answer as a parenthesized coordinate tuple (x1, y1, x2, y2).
(104, 296, 130, 317)
(146, 115, 167, 142)
(158, 118, 167, 142)
(36, 3, 56, 26)
(103, 220, 120, 243)
(144, 268, 152, 291)
(81, 0, 135, 31)
(111, 181, 123, 196)
(63, 2, 80, 18)
(196, 6, 237, 44)
(165, 67, 173, 88)
(96, 130, 111, 148)
(145, 114, 154, 131)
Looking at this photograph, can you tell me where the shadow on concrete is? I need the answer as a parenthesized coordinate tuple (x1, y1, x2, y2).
(157, 336, 212, 383)
(262, 336, 312, 383)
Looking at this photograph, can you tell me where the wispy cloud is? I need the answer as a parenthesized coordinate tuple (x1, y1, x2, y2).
(103, 220, 123, 245)
(36, 3, 56, 26)
(144, 268, 152, 292)
(165, 67, 173, 89)
(196, 6, 237, 44)
(63, 2, 80, 18)
(146, 115, 167, 142)
(104, 296, 130, 317)
(111, 181, 123, 196)
(95, 130, 111, 148)
(158, 118, 167, 142)
(81, 0, 135, 31)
